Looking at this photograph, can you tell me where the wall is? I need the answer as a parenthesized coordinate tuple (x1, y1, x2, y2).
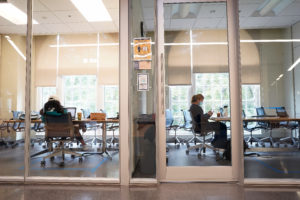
(293, 21, 300, 117)
(0, 35, 26, 120)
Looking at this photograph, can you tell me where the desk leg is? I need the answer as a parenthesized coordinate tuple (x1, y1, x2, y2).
(102, 123, 106, 152)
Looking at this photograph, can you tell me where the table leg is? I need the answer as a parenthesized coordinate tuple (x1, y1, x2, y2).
(102, 123, 106, 152)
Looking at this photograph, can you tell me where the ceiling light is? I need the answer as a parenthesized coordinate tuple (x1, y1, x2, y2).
(5, 36, 26, 60)
(0, 3, 38, 25)
(288, 57, 300, 71)
(252, 0, 293, 17)
(70, 0, 112, 22)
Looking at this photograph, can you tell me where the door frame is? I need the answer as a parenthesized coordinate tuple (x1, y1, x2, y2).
(155, 0, 244, 182)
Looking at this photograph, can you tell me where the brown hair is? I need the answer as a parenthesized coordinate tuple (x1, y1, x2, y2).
(191, 94, 204, 104)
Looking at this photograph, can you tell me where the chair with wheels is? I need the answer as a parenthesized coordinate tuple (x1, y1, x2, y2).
(166, 109, 184, 149)
(40, 112, 83, 167)
(255, 107, 273, 147)
(243, 110, 264, 147)
(100, 109, 119, 149)
(81, 108, 102, 146)
(181, 109, 202, 147)
(276, 107, 298, 147)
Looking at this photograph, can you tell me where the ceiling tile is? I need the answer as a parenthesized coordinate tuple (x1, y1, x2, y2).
(33, 11, 62, 24)
(89, 22, 117, 33)
(39, 0, 76, 11)
(170, 19, 195, 30)
(54, 11, 86, 23)
(108, 9, 119, 23)
(239, 4, 260, 17)
(33, 0, 49, 11)
(103, 0, 119, 9)
(33, 24, 50, 34)
(197, 3, 226, 18)
(43, 23, 72, 33)
(67, 22, 95, 33)
(144, 19, 154, 31)
(279, 2, 300, 16)
(0, 25, 26, 34)
(267, 16, 300, 28)
(193, 18, 222, 29)
(0, 17, 15, 26)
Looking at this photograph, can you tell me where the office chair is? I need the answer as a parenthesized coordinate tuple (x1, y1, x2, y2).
(81, 108, 102, 146)
(40, 113, 83, 167)
(11, 111, 25, 132)
(0, 121, 9, 148)
(166, 109, 184, 148)
(276, 107, 298, 147)
(243, 110, 264, 147)
(186, 112, 221, 159)
(255, 107, 273, 147)
(100, 109, 119, 149)
(181, 110, 202, 146)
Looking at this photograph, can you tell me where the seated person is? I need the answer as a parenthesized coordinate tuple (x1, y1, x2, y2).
(189, 94, 227, 148)
(40, 95, 90, 150)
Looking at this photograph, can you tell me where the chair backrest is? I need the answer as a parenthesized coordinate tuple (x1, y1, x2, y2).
(182, 110, 192, 129)
(65, 107, 76, 119)
(12, 111, 23, 120)
(276, 107, 288, 117)
(256, 107, 266, 116)
(81, 108, 90, 119)
(44, 113, 74, 138)
(165, 109, 174, 128)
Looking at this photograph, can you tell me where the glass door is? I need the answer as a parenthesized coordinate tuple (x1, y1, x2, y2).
(156, 0, 240, 181)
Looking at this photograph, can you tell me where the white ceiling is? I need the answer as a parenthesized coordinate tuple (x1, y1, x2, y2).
(1, 0, 300, 35)
(0, 0, 119, 35)
(141, 0, 300, 31)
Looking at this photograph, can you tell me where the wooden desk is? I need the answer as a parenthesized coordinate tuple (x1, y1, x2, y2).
(3, 119, 119, 156)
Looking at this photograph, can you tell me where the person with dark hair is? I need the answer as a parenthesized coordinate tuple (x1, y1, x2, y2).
(189, 94, 227, 147)
(40, 95, 90, 150)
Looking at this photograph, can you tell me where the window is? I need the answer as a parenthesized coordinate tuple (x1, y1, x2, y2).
(242, 85, 260, 117)
(104, 85, 119, 118)
(37, 87, 56, 110)
(63, 75, 96, 112)
(195, 73, 230, 113)
(169, 86, 190, 125)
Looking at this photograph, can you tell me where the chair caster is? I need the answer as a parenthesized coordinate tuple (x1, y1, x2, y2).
(201, 147, 206, 154)
(186, 150, 189, 155)
(176, 144, 180, 149)
(50, 156, 55, 161)
(284, 144, 288, 148)
(116, 144, 119, 147)
(59, 162, 64, 167)
(79, 157, 83, 163)
(255, 143, 259, 147)
(262, 144, 265, 147)
(39, 142, 42, 145)
(186, 143, 190, 148)
(195, 148, 199, 152)
(41, 160, 46, 167)
(197, 153, 202, 159)
(71, 155, 75, 159)
(70, 143, 73, 147)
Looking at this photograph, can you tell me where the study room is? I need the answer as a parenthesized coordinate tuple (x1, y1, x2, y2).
(0, 0, 120, 178)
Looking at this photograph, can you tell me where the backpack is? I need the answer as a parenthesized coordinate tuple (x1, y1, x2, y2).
(223, 139, 248, 161)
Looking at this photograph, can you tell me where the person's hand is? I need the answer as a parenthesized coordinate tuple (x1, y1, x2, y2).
(208, 111, 213, 116)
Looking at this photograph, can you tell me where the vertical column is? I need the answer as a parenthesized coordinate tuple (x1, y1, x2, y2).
(24, 0, 33, 179)
(227, 0, 243, 183)
(119, 0, 130, 185)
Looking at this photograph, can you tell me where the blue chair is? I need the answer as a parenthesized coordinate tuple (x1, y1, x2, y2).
(166, 109, 184, 148)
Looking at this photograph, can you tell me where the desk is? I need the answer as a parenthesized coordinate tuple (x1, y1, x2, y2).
(3, 119, 119, 157)
(211, 117, 300, 147)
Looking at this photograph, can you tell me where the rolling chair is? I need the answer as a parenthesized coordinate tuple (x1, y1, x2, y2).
(255, 107, 273, 147)
(166, 109, 184, 148)
(243, 110, 264, 147)
(182, 110, 202, 146)
(100, 109, 119, 148)
(186, 112, 219, 159)
(40, 112, 83, 167)
(81, 108, 102, 146)
(276, 107, 298, 147)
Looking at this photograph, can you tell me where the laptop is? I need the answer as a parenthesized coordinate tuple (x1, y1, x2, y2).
(252, 107, 276, 117)
(65, 107, 77, 120)
(276, 107, 288, 117)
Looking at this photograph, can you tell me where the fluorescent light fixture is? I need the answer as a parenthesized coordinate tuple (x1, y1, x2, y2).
(70, 0, 112, 22)
(0, 3, 38, 25)
(288, 57, 300, 71)
(278, 74, 283, 78)
(5, 36, 26, 60)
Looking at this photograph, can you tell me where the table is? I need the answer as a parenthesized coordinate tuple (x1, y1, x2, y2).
(3, 119, 119, 157)
(211, 116, 300, 148)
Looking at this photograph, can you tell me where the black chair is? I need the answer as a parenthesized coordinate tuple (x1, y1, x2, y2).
(40, 113, 83, 167)
(276, 107, 298, 147)
(182, 109, 202, 146)
(255, 107, 273, 147)
(166, 109, 184, 148)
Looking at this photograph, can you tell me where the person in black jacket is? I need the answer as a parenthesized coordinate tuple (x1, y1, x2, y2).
(189, 94, 227, 147)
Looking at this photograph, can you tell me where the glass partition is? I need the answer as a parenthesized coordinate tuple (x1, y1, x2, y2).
(29, 0, 120, 178)
(239, 0, 300, 179)
(0, 0, 27, 176)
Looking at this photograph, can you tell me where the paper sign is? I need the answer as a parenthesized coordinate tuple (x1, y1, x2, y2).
(137, 73, 149, 91)
(133, 37, 152, 61)
(134, 61, 151, 70)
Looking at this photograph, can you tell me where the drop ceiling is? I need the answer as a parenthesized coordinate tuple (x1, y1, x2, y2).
(0, 0, 300, 35)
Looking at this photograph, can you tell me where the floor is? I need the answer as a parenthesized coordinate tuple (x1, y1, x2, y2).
(1, 183, 300, 200)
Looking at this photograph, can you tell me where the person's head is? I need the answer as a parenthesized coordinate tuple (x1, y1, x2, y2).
(191, 94, 204, 106)
(44, 97, 64, 114)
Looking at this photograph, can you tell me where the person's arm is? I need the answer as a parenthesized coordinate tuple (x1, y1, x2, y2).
(199, 107, 211, 121)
